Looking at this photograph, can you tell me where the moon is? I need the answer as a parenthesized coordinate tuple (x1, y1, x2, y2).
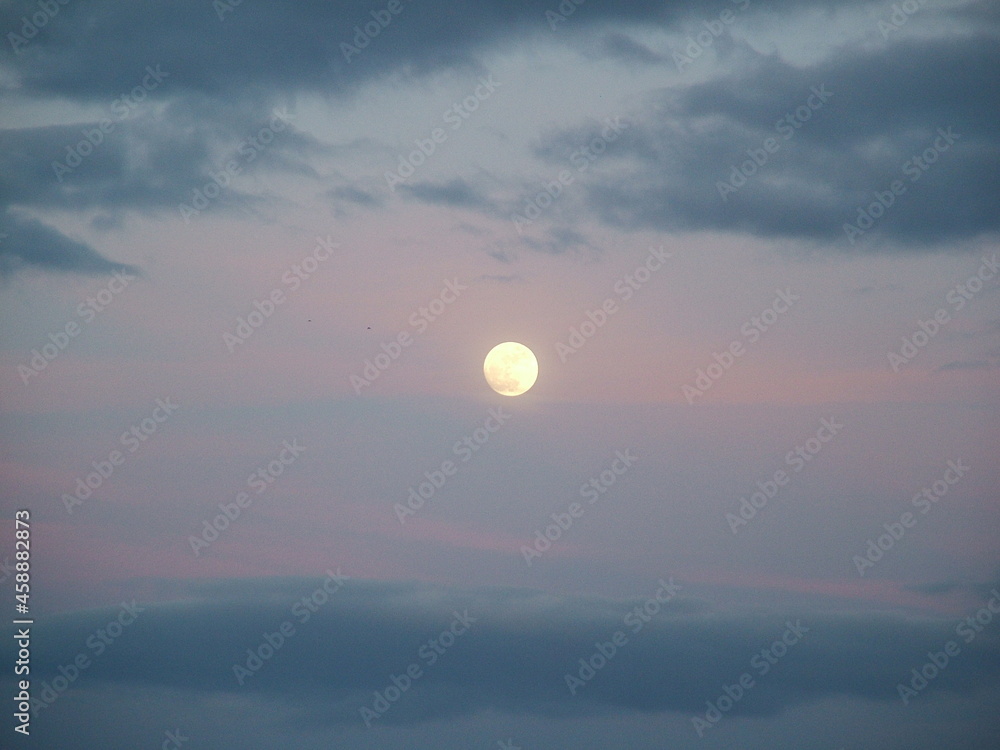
(484, 342, 538, 396)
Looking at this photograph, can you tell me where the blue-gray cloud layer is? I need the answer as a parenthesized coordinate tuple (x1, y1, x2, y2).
(562, 34, 1000, 247)
(3, 0, 998, 274)
(4, 578, 998, 729)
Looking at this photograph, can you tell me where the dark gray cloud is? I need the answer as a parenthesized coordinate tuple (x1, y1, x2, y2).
(552, 33, 1000, 248)
(0, 102, 322, 273)
(5, 577, 998, 728)
(595, 32, 669, 65)
(400, 178, 492, 209)
(0, 104, 323, 210)
(0, 209, 137, 276)
(2, 1, 866, 102)
(2, 0, 997, 276)
(327, 185, 385, 208)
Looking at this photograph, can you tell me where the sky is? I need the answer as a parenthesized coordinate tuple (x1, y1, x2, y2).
(0, 0, 999, 747)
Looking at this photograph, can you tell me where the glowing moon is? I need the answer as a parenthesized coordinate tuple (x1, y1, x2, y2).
(484, 342, 538, 396)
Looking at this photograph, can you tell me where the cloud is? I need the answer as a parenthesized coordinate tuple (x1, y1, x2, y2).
(595, 32, 668, 65)
(936, 360, 992, 372)
(3, 1, 856, 103)
(0, 102, 323, 274)
(7, 577, 999, 728)
(400, 178, 492, 209)
(521, 225, 595, 255)
(0, 209, 137, 276)
(3, 0, 998, 271)
(542, 33, 1000, 248)
(327, 185, 385, 208)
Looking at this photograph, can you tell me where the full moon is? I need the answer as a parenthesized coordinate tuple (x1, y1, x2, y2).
(483, 342, 538, 396)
